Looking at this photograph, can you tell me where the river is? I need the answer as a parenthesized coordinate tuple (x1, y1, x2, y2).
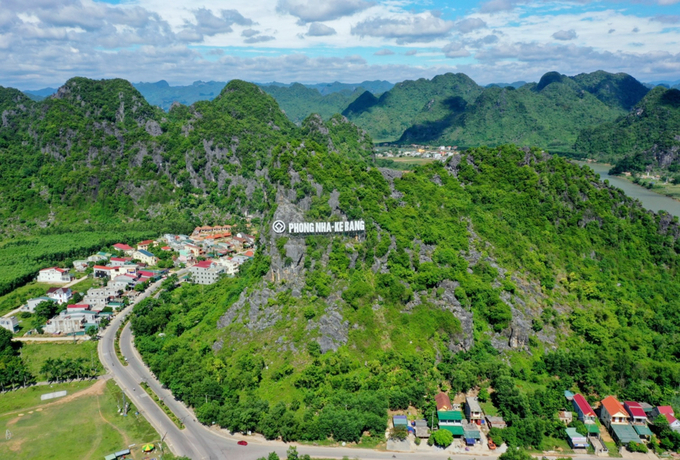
(574, 161, 680, 217)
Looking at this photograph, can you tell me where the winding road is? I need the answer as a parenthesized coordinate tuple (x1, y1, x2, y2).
(98, 277, 603, 460)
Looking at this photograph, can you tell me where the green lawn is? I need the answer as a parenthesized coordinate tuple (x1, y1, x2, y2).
(479, 400, 499, 416)
(0, 381, 92, 415)
(69, 275, 104, 294)
(0, 379, 161, 460)
(20, 341, 103, 379)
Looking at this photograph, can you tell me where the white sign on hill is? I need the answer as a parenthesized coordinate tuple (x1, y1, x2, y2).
(41, 390, 67, 401)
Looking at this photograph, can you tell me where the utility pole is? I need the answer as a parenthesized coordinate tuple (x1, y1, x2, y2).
(158, 432, 167, 460)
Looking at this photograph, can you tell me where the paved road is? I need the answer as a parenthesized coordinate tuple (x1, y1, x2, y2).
(101, 276, 604, 460)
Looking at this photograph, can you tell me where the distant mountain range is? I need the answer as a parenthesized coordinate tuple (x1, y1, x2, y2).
(16, 72, 680, 165)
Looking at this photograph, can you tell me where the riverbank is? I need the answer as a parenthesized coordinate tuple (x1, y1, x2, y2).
(574, 161, 680, 217)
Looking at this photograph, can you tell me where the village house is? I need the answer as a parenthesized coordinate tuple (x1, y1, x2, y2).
(110, 257, 132, 267)
(0, 316, 18, 332)
(46, 287, 72, 304)
(189, 260, 225, 285)
(600, 396, 630, 428)
(559, 411, 573, 425)
(652, 407, 680, 433)
(37, 267, 73, 283)
(414, 419, 430, 438)
(435, 392, 452, 411)
(566, 428, 589, 449)
(184, 244, 201, 257)
(216, 257, 241, 276)
(88, 253, 108, 263)
(486, 416, 507, 429)
(137, 240, 155, 251)
(465, 397, 483, 425)
(572, 394, 597, 423)
(624, 401, 648, 425)
(44, 306, 100, 334)
(132, 249, 158, 266)
(73, 260, 89, 271)
(83, 287, 120, 311)
(93, 265, 117, 278)
(438, 410, 464, 437)
(113, 243, 134, 255)
(21, 296, 54, 313)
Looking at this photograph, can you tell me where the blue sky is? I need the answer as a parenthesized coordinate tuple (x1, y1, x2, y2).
(1, 0, 679, 89)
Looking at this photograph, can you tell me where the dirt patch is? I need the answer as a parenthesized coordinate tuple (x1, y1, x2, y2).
(1, 378, 110, 418)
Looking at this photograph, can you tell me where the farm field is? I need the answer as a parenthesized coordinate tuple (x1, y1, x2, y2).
(0, 379, 161, 460)
(0, 282, 59, 317)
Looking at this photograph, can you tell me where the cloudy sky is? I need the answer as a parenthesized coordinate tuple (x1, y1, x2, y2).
(2, 0, 680, 89)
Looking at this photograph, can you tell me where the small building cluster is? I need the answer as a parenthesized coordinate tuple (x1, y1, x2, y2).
(563, 392, 676, 452)
(375, 144, 459, 162)
(161, 226, 256, 284)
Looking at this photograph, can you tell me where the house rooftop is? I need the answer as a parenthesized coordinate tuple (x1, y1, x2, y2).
(136, 249, 155, 257)
(466, 397, 482, 413)
(573, 394, 596, 416)
(624, 401, 646, 418)
(602, 396, 627, 417)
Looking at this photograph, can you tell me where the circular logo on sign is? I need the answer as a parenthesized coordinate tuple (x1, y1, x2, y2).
(272, 220, 286, 234)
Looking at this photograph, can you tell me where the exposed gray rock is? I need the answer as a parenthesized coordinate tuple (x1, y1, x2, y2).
(311, 307, 349, 353)
(432, 280, 474, 352)
(145, 120, 162, 137)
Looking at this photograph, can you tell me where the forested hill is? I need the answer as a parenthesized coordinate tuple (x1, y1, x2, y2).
(129, 141, 680, 448)
(0, 77, 372, 238)
(575, 86, 680, 170)
(385, 71, 649, 149)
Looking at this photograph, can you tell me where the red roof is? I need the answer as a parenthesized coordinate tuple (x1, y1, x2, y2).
(194, 260, 213, 268)
(244, 250, 254, 257)
(40, 267, 68, 273)
(658, 406, 675, 416)
(624, 401, 646, 418)
(67, 304, 90, 309)
(161, 246, 171, 250)
(110, 257, 131, 262)
(114, 243, 133, 251)
(138, 240, 154, 245)
(663, 413, 679, 425)
(47, 287, 68, 294)
(573, 394, 595, 417)
(601, 396, 627, 418)
(94, 265, 115, 270)
(435, 392, 452, 411)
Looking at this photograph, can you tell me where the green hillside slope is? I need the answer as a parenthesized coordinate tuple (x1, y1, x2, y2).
(344, 73, 483, 143)
(343, 70, 649, 149)
(575, 87, 680, 168)
(130, 141, 680, 449)
(260, 83, 363, 124)
(0, 78, 371, 238)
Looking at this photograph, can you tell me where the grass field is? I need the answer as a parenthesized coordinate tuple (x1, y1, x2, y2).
(70, 275, 105, 294)
(0, 282, 59, 317)
(20, 341, 103, 379)
(0, 379, 161, 460)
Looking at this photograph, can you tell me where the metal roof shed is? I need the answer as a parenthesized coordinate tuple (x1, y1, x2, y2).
(611, 424, 641, 444)
(634, 425, 653, 437)
(441, 425, 465, 436)
(104, 455, 116, 460)
(438, 410, 463, 421)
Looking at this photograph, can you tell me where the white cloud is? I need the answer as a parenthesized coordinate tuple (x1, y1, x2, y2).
(374, 48, 394, 55)
(455, 17, 487, 34)
(442, 42, 470, 58)
(351, 12, 456, 44)
(276, 0, 374, 24)
(552, 29, 577, 40)
(306, 22, 336, 36)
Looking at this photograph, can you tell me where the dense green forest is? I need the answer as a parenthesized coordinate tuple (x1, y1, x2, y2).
(575, 87, 680, 170)
(131, 140, 680, 450)
(260, 84, 364, 124)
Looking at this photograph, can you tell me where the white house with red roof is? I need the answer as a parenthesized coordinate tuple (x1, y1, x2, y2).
(113, 243, 134, 255)
(189, 260, 224, 285)
(93, 265, 117, 278)
(652, 406, 680, 431)
(137, 240, 155, 251)
(110, 257, 132, 267)
(37, 267, 73, 283)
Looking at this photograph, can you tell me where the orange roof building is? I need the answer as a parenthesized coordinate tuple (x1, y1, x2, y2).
(600, 396, 629, 427)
